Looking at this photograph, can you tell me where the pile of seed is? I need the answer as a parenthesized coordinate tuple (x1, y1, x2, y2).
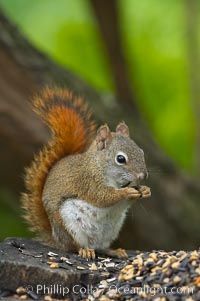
(87, 250, 200, 301)
(1, 250, 200, 301)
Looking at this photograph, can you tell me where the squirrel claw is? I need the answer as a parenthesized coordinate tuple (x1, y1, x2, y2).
(78, 248, 96, 260)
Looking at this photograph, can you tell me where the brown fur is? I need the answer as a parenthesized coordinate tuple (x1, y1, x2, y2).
(21, 87, 95, 240)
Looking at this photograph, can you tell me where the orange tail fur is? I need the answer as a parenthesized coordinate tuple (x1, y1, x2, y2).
(21, 87, 95, 238)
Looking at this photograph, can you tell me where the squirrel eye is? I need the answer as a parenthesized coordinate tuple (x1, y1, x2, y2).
(115, 152, 128, 165)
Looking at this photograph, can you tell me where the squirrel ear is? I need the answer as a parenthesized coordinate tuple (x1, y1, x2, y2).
(96, 124, 112, 150)
(116, 122, 130, 137)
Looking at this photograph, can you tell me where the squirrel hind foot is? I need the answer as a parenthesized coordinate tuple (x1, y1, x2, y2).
(78, 248, 96, 260)
(103, 248, 128, 259)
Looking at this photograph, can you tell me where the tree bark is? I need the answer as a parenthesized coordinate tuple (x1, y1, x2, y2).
(0, 10, 199, 250)
(90, 0, 138, 115)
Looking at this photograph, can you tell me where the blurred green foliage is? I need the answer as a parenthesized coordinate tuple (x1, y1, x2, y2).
(0, 191, 30, 241)
(0, 0, 195, 171)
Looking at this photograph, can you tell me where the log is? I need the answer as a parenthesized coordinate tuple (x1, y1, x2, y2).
(0, 238, 105, 300)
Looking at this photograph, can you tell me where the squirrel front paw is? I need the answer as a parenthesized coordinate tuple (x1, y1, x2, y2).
(120, 185, 151, 200)
(138, 185, 151, 198)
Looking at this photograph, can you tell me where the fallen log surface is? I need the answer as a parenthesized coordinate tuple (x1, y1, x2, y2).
(0, 238, 199, 301)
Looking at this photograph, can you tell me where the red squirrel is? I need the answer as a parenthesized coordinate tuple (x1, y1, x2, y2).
(22, 87, 151, 259)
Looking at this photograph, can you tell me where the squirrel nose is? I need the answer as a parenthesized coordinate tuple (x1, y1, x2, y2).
(137, 172, 148, 181)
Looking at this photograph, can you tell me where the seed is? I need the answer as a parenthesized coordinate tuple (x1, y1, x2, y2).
(93, 289, 103, 298)
(104, 262, 115, 268)
(171, 261, 180, 269)
(149, 253, 158, 261)
(119, 264, 134, 280)
(169, 256, 177, 263)
(151, 266, 161, 273)
(176, 251, 186, 257)
(173, 276, 181, 283)
(162, 259, 170, 268)
(19, 295, 27, 300)
(89, 263, 98, 271)
(48, 251, 58, 257)
(194, 276, 200, 286)
(107, 277, 116, 282)
(190, 251, 199, 261)
(48, 256, 56, 260)
(106, 289, 117, 298)
(60, 256, 68, 261)
(99, 280, 108, 288)
(44, 296, 53, 301)
(76, 266, 86, 270)
(16, 287, 26, 294)
(138, 291, 147, 297)
(163, 277, 169, 283)
(153, 283, 161, 288)
(146, 258, 154, 264)
(132, 257, 143, 265)
(122, 264, 133, 271)
(136, 276, 143, 280)
(49, 263, 59, 269)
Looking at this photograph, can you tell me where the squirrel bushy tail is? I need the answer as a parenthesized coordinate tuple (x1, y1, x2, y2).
(21, 87, 95, 239)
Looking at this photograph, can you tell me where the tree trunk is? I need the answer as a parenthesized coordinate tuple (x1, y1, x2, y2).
(0, 10, 199, 250)
(90, 0, 139, 114)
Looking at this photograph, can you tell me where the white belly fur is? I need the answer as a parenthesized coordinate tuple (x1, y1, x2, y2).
(60, 199, 130, 249)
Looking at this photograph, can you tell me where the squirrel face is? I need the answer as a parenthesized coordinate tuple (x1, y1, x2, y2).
(94, 122, 148, 189)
